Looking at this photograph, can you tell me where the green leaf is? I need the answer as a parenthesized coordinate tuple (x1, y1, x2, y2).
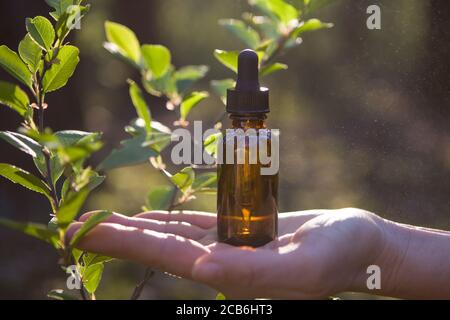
(303, 0, 335, 14)
(0, 163, 51, 197)
(58, 140, 102, 165)
(0, 81, 30, 116)
(0, 218, 59, 248)
(86, 172, 105, 193)
(0, 132, 65, 184)
(142, 132, 172, 153)
(214, 50, 239, 73)
(292, 18, 333, 38)
(70, 210, 112, 248)
(216, 292, 227, 300)
(180, 91, 209, 121)
(105, 21, 141, 64)
(125, 118, 172, 153)
(253, 17, 280, 40)
(18, 34, 42, 73)
(61, 170, 105, 202)
(25, 16, 55, 51)
(170, 167, 195, 193)
(48, 217, 58, 233)
(57, 187, 89, 228)
(104, 42, 139, 69)
(33, 131, 103, 166)
(210, 79, 234, 104)
(22, 128, 56, 145)
(142, 66, 178, 98)
(126, 118, 171, 137)
(204, 132, 223, 157)
(61, 178, 71, 202)
(0, 46, 33, 88)
(55, 4, 90, 42)
(249, 0, 299, 24)
(146, 186, 173, 210)
(175, 65, 209, 93)
(125, 119, 149, 137)
(55, 130, 97, 147)
(45, 0, 76, 18)
(98, 134, 157, 171)
(42, 45, 79, 92)
(141, 44, 171, 79)
(219, 19, 260, 49)
(82, 252, 113, 267)
(192, 172, 217, 191)
(82, 263, 104, 294)
(34, 155, 65, 185)
(0, 131, 42, 158)
(128, 80, 151, 135)
(47, 289, 78, 300)
(260, 62, 288, 77)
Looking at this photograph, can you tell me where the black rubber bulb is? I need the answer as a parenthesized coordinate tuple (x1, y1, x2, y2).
(235, 49, 260, 91)
(226, 49, 269, 114)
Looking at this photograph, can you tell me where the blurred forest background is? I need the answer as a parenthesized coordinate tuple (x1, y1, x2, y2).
(0, 0, 449, 299)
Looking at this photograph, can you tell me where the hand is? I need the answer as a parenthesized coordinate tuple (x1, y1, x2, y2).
(67, 208, 387, 299)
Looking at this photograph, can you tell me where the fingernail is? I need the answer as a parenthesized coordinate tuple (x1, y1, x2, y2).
(192, 262, 223, 281)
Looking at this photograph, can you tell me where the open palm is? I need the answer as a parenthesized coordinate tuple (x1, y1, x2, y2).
(69, 208, 385, 299)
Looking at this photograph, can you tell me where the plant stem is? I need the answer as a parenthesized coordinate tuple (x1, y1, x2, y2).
(129, 185, 178, 300)
(36, 90, 60, 212)
(38, 103, 45, 132)
(80, 284, 89, 300)
(75, 252, 91, 300)
(263, 27, 297, 66)
(130, 268, 155, 300)
(167, 186, 179, 212)
(44, 152, 60, 209)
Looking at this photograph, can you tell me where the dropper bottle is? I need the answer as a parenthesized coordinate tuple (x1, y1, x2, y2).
(217, 49, 279, 247)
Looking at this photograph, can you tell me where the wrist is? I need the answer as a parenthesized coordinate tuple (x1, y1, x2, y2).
(350, 215, 450, 299)
(373, 218, 412, 296)
(348, 213, 411, 296)
(377, 220, 450, 299)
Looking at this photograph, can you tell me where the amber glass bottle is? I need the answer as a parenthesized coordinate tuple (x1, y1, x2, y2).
(217, 49, 278, 247)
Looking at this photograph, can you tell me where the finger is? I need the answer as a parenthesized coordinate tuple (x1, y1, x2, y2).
(278, 210, 324, 235)
(135, 211, 216, 229)
(79, 211, 207, 240)
(67, 222, 209, 278)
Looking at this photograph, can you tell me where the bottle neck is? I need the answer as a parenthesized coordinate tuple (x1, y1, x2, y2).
(229, 113, 267, 130)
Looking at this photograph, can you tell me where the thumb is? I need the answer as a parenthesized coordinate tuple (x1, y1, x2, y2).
(191, 245, 279, 295)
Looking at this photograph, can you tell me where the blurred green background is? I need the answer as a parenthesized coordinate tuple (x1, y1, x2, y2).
(0, 0, 449, 299)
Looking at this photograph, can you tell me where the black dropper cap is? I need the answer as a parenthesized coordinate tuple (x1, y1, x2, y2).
(226, 49, 269, 114)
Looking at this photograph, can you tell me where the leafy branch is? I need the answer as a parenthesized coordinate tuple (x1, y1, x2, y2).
(0, 0, 112, 300)
(211, 0, 334, 105)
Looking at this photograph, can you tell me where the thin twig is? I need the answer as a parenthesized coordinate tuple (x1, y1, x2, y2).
(79, 284, 89, 301)
(263, 26, 298, 67)
(167, 186, 179, 212)
(44, 150, 60, 208)
(38, 103, 45, 132)
(75, 252, 91, 300)
(35, 64, 60, 212)
(129, 185, 178, 300)
(130, 268, 155, 300)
